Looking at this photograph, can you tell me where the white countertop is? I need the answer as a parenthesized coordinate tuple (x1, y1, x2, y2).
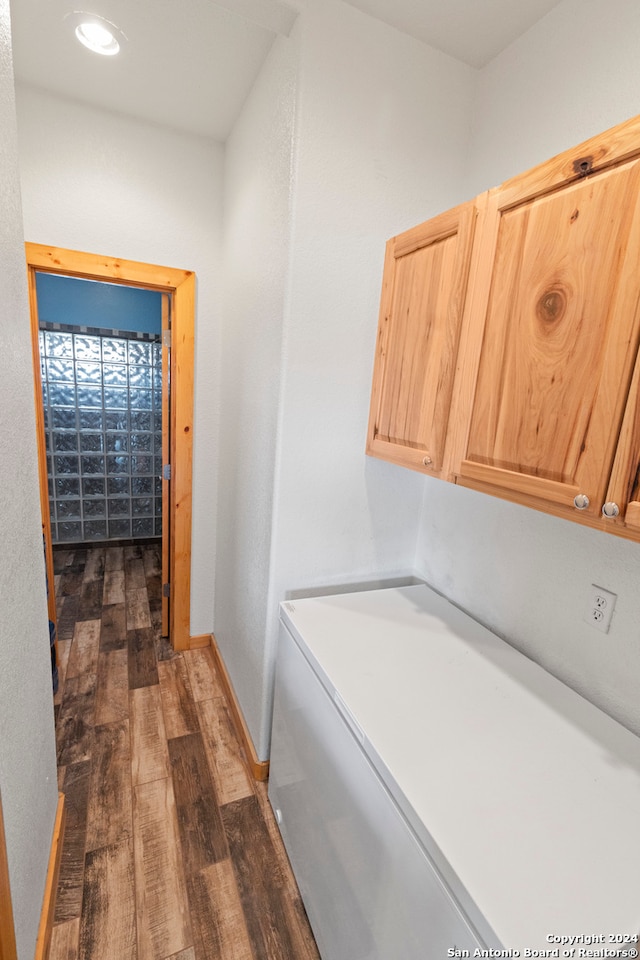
(280, 584, 640, 952)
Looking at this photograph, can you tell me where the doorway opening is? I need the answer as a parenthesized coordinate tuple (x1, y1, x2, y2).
(26, 243, 195, 652)
(37, 275, 164, 546)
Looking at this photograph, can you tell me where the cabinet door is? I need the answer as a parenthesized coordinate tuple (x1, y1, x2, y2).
(366, 200, 480, 478)
(457, 144, 640, 521)
(605, 344, 640, 533)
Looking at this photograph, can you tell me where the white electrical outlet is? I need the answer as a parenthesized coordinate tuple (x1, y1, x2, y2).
(584, 584, 617, 633)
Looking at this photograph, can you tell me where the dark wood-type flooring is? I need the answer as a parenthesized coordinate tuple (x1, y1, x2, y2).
(51, 543, 320, 960)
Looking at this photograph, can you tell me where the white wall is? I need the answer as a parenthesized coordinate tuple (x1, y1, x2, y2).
(216, 32, 298, 746)
(0, 4, 59, 956)
(15, 84, 224, 635)
(415, 0, 640, 737)
(257, 0, 475, 756)
(468, 0, 640, 195)
(215, 0, 475, 759)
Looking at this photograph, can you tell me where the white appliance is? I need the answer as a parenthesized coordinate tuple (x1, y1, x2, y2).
(268, 584, 640, 959)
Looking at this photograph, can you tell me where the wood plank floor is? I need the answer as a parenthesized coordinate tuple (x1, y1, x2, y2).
(51, 543, 320, 960)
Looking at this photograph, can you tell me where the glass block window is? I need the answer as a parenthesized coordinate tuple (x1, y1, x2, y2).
(40, 326, 162, 543)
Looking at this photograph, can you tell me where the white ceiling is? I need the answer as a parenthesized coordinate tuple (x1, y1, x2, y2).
(9, 0, 564, 142)
(346, 0, 564, 68)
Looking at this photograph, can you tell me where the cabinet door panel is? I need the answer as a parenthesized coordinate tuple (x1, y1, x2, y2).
(367, 201, 478, 477)
(606, 338, 640, 532)
(460, 157, 640, 516)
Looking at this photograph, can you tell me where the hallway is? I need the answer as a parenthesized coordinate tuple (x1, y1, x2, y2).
(50, 543, 319, 960)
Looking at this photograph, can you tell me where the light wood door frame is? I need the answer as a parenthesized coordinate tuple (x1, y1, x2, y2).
(161, 293, 171, 638)
(26, 243, 195, 651)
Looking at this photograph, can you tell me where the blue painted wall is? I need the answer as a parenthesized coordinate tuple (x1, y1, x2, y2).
(36, 272, 161, 334)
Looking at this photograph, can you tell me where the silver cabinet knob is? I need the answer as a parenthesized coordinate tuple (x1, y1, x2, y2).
(602, 502, 620, 518)
(573, 494, 590, 510)
(422, 456, 433, 467)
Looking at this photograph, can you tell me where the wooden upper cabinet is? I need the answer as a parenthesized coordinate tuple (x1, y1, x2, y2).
(366, 200, 480, 478)
(455, 115, 640, 533)
(367, 112, 640, 541)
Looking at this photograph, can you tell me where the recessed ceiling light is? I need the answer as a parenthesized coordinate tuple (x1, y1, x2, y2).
(65, 11, 127, 57)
